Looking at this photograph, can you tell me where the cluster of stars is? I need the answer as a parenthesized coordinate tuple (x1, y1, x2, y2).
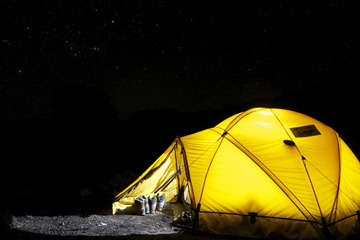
(1, 1, 358, 121)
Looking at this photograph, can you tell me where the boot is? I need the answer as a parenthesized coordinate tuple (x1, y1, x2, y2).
(157, 192, 166, 211)
(148, 193, 157, 214)
(134, 196, 146, 216)
(142, 195, 149, 214)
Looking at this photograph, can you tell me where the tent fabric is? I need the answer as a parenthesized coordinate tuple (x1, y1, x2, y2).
(112, 140, 186, 213)
(113, 108, 360, 239)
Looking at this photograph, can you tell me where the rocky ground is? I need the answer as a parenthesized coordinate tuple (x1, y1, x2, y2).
(3, 203, 360, 240)
(1, 203, 242, 240)
(9, 213, 180, 238)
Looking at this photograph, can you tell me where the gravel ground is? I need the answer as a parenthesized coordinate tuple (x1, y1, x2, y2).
(4, 208, 360, 240)
(2, 204, 242, 240)
(9, 213, 179, 237)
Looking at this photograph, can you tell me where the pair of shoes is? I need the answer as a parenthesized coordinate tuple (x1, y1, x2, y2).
(148, 192, 166, 214)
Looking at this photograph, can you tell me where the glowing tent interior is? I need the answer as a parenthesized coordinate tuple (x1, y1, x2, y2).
(113, 108, 360, 239)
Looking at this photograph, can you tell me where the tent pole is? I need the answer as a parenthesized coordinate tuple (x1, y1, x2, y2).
(154, 168, 182, 194)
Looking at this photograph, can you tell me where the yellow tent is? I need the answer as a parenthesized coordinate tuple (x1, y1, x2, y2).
(113, 108, 360, 239)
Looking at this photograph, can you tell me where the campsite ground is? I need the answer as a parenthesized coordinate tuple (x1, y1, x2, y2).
(4, 205, 360, 240)
(5, 214, 360, 240)
(3, 209, 244, 240)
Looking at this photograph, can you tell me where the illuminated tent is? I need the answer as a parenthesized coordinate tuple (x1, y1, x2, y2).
(113, 108, 360, 239)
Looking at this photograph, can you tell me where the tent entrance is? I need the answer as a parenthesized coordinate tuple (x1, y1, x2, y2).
(112, 140, 189, 215)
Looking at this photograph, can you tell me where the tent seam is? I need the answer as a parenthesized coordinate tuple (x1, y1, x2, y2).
(198, 137, 224, 204)
(326, 132, 341, 224)
(270, 109, 324, 221)
(225, 108, 265, 133)
(328, 213, 358, 226)
(223, 133, 318, 224)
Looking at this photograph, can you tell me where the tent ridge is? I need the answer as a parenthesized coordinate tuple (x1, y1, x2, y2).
(225, 107, 266, 133)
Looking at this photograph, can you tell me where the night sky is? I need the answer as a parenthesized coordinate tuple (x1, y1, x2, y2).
(2, 1, 358, 121)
